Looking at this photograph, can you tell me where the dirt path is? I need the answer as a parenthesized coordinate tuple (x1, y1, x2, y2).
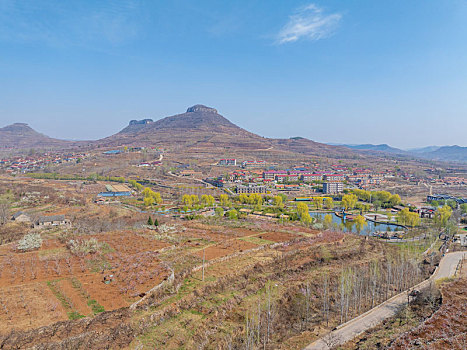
(303, 251, 466, 350)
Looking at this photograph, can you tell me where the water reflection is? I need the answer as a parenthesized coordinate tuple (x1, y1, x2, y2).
(310, 212, 406, 236)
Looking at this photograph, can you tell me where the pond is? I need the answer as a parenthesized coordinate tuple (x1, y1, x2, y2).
(310, 212, 406, 236)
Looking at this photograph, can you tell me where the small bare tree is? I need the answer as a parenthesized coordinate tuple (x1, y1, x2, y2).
(322, 331, 341, 349)
(0, 203, 10, 225)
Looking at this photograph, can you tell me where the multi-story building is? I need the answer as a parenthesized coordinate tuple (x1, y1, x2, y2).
(301, 173, 323, 182)
(263, 170, 287, 180)
(275, 174, 299, 183)
(323, 182, 343, 194)
(236, 184, 267, 194)
(323, 174, 345, 182)
(242, 160, 267, 169)
(218, 159, 237, 166)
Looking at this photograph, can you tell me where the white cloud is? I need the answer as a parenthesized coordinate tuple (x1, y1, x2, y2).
(276, 4, 342, 44)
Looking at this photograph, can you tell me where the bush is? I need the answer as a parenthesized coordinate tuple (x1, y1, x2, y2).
(17, 233, 43, 251)
(67, 238, 101, 256)
(158, 224, 178, 234)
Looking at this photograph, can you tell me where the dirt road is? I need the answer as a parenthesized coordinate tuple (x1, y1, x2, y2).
(304, 251, 466, 350)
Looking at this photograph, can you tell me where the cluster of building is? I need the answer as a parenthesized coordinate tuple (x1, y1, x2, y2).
(0, 152, 87, 174)
(206, 164, 391, 194)
(400, 167, 466, 187)
(427, 194, 467, 205)
(137, 160, 162, 167)
(11, 211, 71, 228)
(217, 159, 269, 169)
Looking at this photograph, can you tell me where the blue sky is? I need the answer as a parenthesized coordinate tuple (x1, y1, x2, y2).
(1, 0, 466, 148)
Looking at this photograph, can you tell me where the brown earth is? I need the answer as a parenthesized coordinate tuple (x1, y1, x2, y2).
(389, 264, 467, 350)
(0, 283, 68, 333)
(191, 239, 258, 261)
(55, 278, 92, 316)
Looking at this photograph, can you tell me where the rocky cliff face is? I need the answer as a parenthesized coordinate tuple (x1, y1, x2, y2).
(129, 119, 153, 125)
(186, 104, 218, 114)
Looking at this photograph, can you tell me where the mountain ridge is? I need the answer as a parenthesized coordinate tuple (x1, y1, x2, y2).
(1, 105, 466, 163)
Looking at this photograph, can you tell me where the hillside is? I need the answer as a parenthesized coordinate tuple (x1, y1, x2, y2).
(338, 143, 467, 163)
(0, 123, 72, 149)
(100, 104, 354, 158)
(342, 144, 406, 154)
(421, 145, 467, 162)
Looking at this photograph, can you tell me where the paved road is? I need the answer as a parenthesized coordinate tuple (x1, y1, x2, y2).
(304, 251, 466, 350)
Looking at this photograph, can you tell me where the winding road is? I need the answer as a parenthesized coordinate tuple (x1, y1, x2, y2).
(304, 251, 466, 350)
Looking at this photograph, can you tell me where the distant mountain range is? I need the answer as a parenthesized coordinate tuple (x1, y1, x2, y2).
(0, 123, 73, 149)
(407, 146, 441, 153)
(334, 143, 467, 163)
(341, 144, 406, 154)
(1, 107, 465, 163)
(0, 105, 353, 158)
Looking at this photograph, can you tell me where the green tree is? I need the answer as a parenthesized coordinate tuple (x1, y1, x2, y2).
(191, 195, 199, 205)
(446, 199, 457, 210)
(353, 189, 371, 201)
(301, 212, 313, 225)
(201, 194, 214, 207)
(434, 205, 453, 228)
(354, 215, 367, 233)
(154, 218, 159, 226)
(215, 207, 224, 217)
(273, 195, 284, 208)
(313, 197, 323, 210)
(374, 191, 391, 203)
(324, 197, 334, 210)
(249, 193, 263, 207)
(182, 194, 193, 207)
(278, 193, 288, 203)
(219, 194, 229, 206)
(144, 196, 155, 207)
(342, 194, 357, 211)
(460, 203, 467, 215)
(147, 216, 153, 225)
(397, 208, 420, 227)
(389, 194, 401, 206)
(227, 209, 238, 220)
(153, 192, 163, 205)
(373, 200, 382, 211)
(296, 202, 309, 218)
(238, 194, 249, 204)
(142, 187, 153, 198)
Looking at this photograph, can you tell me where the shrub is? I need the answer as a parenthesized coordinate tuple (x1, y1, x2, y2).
(157, 223, 178, 234)
(311, 223, 324, 230)
(17, 233, 43, 251)
(67, 238, 101, 256)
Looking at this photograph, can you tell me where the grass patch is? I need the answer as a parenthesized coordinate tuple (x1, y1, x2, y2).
(99, 242, 114, 254)
(239, 236, 275, 245)
(68, 311, 86, 320)
(70, 277, 105, 315)
(87, 299, 105, 314)
(86, 257, 112, 272)
(47, 279, 86, 320)
(47, 280, 71, 310)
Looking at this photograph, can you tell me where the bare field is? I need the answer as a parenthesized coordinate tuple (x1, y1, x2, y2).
(0, 229, 170, 333)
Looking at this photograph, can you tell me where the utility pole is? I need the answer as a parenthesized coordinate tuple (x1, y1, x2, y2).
(202, 248, 205, 281)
